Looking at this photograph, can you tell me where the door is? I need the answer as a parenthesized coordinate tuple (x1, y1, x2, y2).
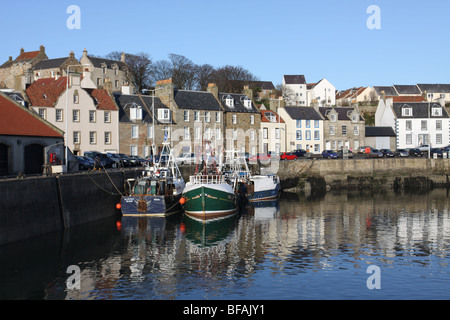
(24, 143, 44, 174)
(0, 143, 8, 176)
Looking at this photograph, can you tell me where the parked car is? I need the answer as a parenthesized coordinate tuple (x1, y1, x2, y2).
(409, 148, 424, 157)
(379, 149, 394, 157)
(118, 153, 133, 167)
(176, 153, 195, 165)
(430, 148, 443, 158)
(85, 151, 116, 168)
(106, 153, 125, 167)
(394, 149, 409, 157)
(322, 150, 338, 159)
(128, 155, 149, 166)
(358, 146, 372, 154)
(280, 152, 298, 160)
(249, 153, 271, 163)
(337, 149, 353, 159)
(368, 149, 383, 158)
(75, 155, 94, 170)
(418, 145, 430, 152)
(291, 149, 307, 158)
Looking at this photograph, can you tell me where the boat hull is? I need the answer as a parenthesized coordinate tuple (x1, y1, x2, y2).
(247, 176, 281, 202)
(182, 184, 238, 222)
(121, 194, 182, 217)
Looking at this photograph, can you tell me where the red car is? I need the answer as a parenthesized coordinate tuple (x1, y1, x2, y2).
(248, 153, 271, 163)
(280, 152, 298, 160)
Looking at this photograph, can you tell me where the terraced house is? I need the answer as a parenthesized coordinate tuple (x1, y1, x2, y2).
(26, 73, 119, 157)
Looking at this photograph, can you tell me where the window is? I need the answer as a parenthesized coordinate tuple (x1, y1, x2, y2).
(184, 110, 189, 122)
(194, 111, 200, 122)
(38, 108, 46, 119)
(296, 130, 302, 140)
(184, 126, 190, 139)
(314, 120, 319, 128)
(436, 120, 442, 131)
(263, 128, 268, 139)
(354, 126, 359, 135)
(73, 90, 79, 104)
(275, 128, 280, 139)
(233, 129, 237, 140)
(342, 125, 347, 135)
(72, 110, 80, 122)
(104, 111, 111, 123)
(105, 132, 111, 144)
(232, 114, 237, 124)
(330, 114, 336, 122)
(225, 95, 234, 108)
(56, 109, 63, 122)
(130, 146, 138, 156)
(194, 126, 201, 140)
(405, 120, 412, 131)
(215, 112, 220, 123)
(158, 109, 170, 121)
(330, 125, 335, 135)
(147, 125, 153, 139)
(421, 120, 427, 131)
(130, 106, 142, 120)
(306, 131, 311, 140)
(89, 110, 96, 123)
(432, 107, 442, 116)
(242, 97, 252, 109)
(205, 111, 211, 123)
(89, 132, 96, 144)
(314, 131, 320, 140)
(215, 128, 221, 140)
(115, 80, 119, 88)
(97, 78, 102, 86)
(306, 120, 311, 128)
(250, 115, 255, 125)
(73, 131, 80, 144)
(437, 133, 443, 144)
(402, 107, 412, 116)
(131, 125, 139, 139)
(406, 134, 412, 145)
(250, 130, 255, 141)
(296, 120, 301, 128)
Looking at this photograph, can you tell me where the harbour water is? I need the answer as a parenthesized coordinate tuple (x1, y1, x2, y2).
(0, 189, 449, 300)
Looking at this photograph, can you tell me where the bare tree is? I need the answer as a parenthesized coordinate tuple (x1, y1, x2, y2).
(150, 60, 173, 85)
(210, 65, 258, 93)
(168, 53, 198, 90)
(196, 64, 215, 91)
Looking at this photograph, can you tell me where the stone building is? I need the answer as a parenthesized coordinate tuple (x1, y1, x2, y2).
(0, 46, 48, 91)
(80, 49, 130, 93)
(31, 51, 81, 80)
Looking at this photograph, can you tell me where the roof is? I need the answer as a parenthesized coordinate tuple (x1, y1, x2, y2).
(173, 90, 222, 111)
(218, 92, 260, 113)
(283, 106, 323, 120)
(389, 96, 426, 102)
(416, 84, 450, 93)
(392, 102, 449, 118)
(114, 93, 168, 123)
(32, 57, 72, 70)
(0, 92, 63, 138)
(284, 75, 306, 85)
(365, 126, 396, 137)
(261, 110, 285, 123)
(85, 89, 118, 111)
(374, 86, 398, 96)
(86, 56, 127, 70)
(393, 85, 421, 95)
(26, 77, 68, 107)
(319, 107, 364, 121)
(336, 87, 367, 100)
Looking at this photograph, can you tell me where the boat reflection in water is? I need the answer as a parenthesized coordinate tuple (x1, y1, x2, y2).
(247, 200, 280, 221)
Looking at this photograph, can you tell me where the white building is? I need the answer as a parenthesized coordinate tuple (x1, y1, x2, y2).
(306, 78, 336, 106)
(375, 97, 450, 149)
(260, 106, 286, 154)
(282, 75, 336, 106)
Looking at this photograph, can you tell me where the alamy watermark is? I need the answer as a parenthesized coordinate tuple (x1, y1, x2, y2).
(66, 265, 81, 290)
(366, 265, 381, 290)
(66, 5, 81, 30)
(366, 5, 381, 30)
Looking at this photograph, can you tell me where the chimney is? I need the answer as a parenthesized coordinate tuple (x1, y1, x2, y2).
(155, 78, 174, 101)
(207, 83, 218, 99)
(82, 48, 88, 58)
(121, 84, 131, 95)
(69, 51, 75, 59)
(8, 56, 12, 62)
(121, 52, 126, 63)
(380, 90, 386, 103)
(20, 48, 24, 55)
(243, 85, 253, 100)
(40, 45, 45, 54)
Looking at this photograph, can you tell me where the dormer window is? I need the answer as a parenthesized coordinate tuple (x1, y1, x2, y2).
(223, 95, 234, 108)
(241, 96, 252, 109)
(432, 107, 442, 116)
(130, 105, 143, 120)
(402, 107, 412, 116)
(157, 108, 171, 121)
(266, 112, 277, 122)
(330, 114, 337, 122)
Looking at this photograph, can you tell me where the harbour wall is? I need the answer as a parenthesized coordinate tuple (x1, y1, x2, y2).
(0, 170, 139, 246)
(276, 158, 450, 194)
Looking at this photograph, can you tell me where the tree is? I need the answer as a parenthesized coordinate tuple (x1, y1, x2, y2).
(209, 65, 258, 93)
(168, 53, 198, 90)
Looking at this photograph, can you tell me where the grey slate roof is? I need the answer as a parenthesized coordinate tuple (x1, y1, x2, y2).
(319, 107, 364, 121)
(365, 126, 396, 137)
(374, 86, 398, 96)
(283, 106, 323, 120)
(114, 93, 166, 123)
(173, 90, 222, 111)
(393, 102, 449, 118)
(284, 75, 306, 85)
(218, 93, 260, 113)
(87, 56, 127, 70)
(32, 57, 70, 70)
(393, 85, 421, 95)
(416, 84, 450, 93)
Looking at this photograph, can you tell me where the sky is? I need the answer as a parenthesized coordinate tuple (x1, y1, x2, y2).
(1, 0, 450, 91)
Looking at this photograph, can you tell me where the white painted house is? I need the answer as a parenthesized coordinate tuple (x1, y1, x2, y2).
(306, 78, 336, 106)
(375, 97, 450, 149)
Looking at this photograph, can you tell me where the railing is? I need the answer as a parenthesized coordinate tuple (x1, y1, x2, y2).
(190, 175, 225, 185)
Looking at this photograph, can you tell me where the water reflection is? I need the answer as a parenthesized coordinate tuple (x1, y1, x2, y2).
(0, 190, 449, 300)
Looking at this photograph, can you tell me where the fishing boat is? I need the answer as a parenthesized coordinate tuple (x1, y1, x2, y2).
(230, 154, 281, 202)
(181, 141, 239, 222)
(120, 141, 185, 217)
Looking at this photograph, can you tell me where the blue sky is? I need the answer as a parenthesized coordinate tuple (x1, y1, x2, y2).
(1, 0, 449, 90)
